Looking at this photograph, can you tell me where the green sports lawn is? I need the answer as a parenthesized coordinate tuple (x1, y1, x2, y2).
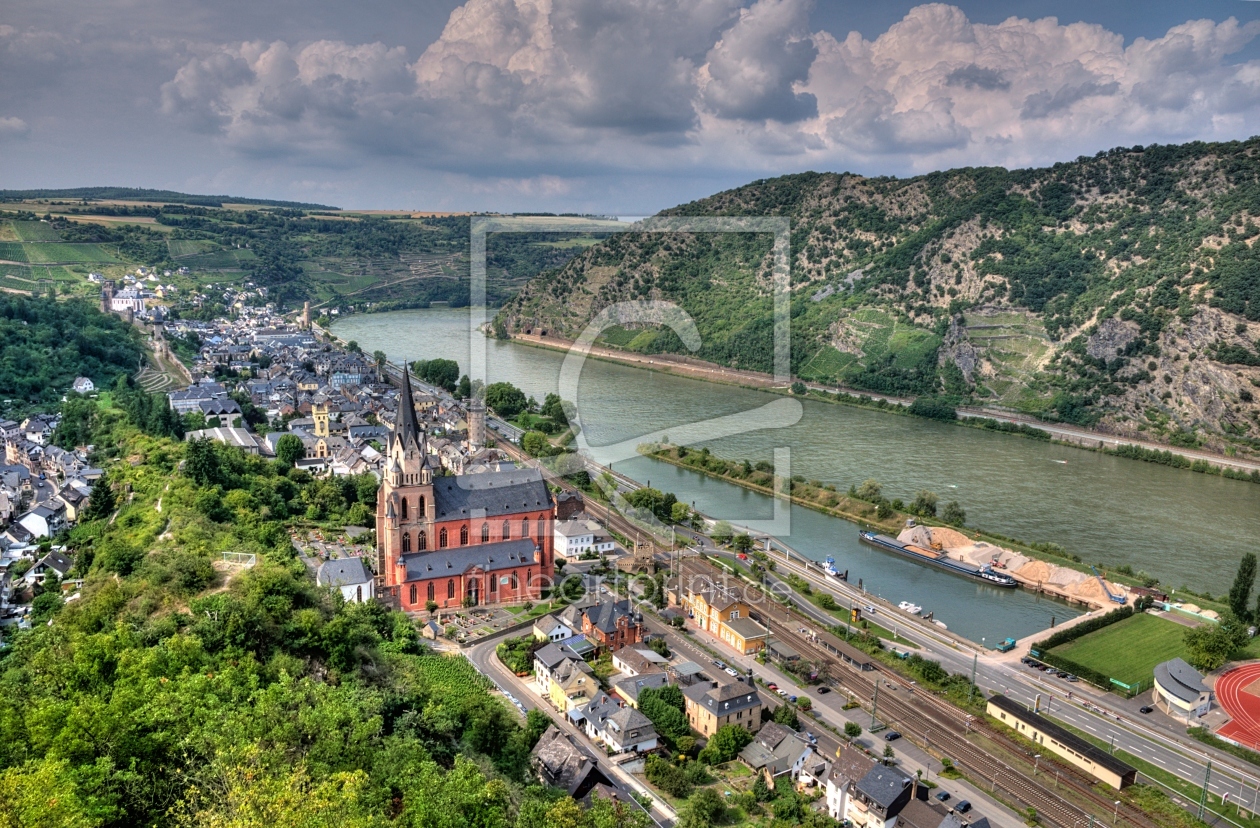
(1050, 612, 1187, 687)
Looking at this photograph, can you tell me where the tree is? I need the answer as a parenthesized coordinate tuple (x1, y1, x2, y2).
(1229, 553, 1257, 622)
(912, 490, 938, 518)
(677, 787, 724, 828)
(276, 434, 305, 467)
(521, 431, 553, 458)
(790, 381, 807, 395)
(752, 772, 774, 802)
(457, 375, 471, 399)
(639, 686, 690, 748)
(711, 520, 734, 546)
(485, 381, 527, 417)
(540, 393, 569, 426)
(844, 722, 862, 741)
(1184, 611, 1251, 671)
(702, 724, 753, 763)
(942, 501, 966, 527)
(855, 479, 882, 502)
(772, 704, 800, 730)
(80, 471, 115, 521)
(883, 744, 896, 763)
(733, 533, 754, 553)
(412, 358, 460, 393)
(670, 501, 693, 526)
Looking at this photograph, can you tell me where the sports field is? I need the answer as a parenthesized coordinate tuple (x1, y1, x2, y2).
(1050, 613, 1186, 687)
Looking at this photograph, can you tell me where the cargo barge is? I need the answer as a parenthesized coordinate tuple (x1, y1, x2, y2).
(858, 530, 1018, 588)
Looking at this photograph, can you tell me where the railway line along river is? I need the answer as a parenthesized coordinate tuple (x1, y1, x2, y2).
(335, 308, 1260, 643)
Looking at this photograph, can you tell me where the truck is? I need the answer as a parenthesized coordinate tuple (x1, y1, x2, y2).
(995, 637, 1017, 653)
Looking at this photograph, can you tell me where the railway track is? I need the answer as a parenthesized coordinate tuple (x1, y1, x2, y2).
(680, 558, 1160, 828)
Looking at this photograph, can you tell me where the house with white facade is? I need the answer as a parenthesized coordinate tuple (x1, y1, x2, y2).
(581, 693, 659, 754)
(315, 557, 375, 603)
(553, 517, 615, 559)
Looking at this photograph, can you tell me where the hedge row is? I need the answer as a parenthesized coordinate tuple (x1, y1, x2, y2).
(1032, 606, 1133, 652)
(1034, 651, 1113, 692)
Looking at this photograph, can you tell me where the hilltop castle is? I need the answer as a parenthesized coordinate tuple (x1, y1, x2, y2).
(375, 367, 555, 610)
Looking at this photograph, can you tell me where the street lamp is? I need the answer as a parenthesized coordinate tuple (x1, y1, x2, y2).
(1113, 800, 1121, 825)
(1034, 754, 1041, 776)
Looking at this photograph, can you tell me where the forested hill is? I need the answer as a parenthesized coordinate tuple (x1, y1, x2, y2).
(498, 138, 1260, 454)
(0, 187, 335, 210)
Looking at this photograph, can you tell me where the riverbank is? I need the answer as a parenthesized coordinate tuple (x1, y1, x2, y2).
(509, 330, 1260, 478)
(640, 442, 1157, 611)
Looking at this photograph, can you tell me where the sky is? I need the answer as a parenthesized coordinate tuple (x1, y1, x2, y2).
(2, 0, 1260, 212)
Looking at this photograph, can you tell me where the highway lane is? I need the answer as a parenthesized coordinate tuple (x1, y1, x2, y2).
(718, 546, 1260, 813)
(487, 406, 1260, 816)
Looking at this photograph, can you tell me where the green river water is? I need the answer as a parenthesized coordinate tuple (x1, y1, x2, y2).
(334, 309, 1260, 642)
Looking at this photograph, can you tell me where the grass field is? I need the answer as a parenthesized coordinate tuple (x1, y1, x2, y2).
(180, 249, 256, 269)
(13, 221, 62, 241)
(23, 243, 118, 264)
(798, 345, 857, 381)
(0, 223, 18, 242)
(167, 239, 215, 258)
(1050, 613, 1186, 686)
(0, 243, 28, 262)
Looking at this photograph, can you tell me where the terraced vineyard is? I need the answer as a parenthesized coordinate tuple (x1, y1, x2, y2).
(23, 242, 119, 264)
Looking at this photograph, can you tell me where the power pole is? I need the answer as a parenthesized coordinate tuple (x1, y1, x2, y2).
(872, 679, 880, 729)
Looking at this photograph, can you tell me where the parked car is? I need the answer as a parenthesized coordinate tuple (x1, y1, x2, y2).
(1139, 706, 1153, 714)
(725, 667, 739, 677)
(767, 683, 778, 691)
(789, 696, 798, 703)
(713, 659, 727, 670)
(1066, 675, 1079, 682)
(806, 732, 818, 745)
(883, 731, 901, 741)
(817, 686, 831, 694)
(955, 800, 972, 814)
(935, 792, 951, 802)
(777, 688, 789, 697)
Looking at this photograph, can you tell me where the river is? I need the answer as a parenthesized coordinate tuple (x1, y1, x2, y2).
(334, 309, 1260, 641)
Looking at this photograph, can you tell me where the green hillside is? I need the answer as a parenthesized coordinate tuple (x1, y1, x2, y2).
(498, 138, 1260, 453)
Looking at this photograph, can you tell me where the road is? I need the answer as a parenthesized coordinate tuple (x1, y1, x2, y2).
(489, 385, 1257, 822)
(466, 631, 677, 827)
(715, 545, 1260, 819)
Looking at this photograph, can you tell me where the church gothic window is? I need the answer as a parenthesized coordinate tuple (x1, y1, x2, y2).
(502, 520, 510, 540)
(481, 523, 489, 543)
(460, 525, 468, 546)
(400, 497, 408, 520)
(402, 532, 411, 553)
(447, 579, 455, 599)
(439, 528, 448, 548)
(418, 530, 427, 551)
(427, 582, 434, 601)
(409, 584, 416, 604)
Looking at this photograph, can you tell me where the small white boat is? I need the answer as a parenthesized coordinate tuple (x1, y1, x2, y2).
(898, 601, 922, 615)
(933, 620, 948, 630)
(822, 556, 840, 576)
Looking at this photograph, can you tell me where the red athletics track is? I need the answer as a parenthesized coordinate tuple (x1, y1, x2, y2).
(1216, 663, 1260, 750)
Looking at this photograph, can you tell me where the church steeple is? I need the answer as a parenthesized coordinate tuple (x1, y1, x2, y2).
(395, 360, 424, 451)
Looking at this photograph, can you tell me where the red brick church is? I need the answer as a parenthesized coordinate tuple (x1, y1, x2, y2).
(375, 368, 555, 611)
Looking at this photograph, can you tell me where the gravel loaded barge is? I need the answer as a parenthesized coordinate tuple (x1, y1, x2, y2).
(858, 530, 1018, 588)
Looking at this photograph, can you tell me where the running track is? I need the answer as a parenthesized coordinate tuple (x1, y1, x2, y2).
(1216, 663, 1260, 750)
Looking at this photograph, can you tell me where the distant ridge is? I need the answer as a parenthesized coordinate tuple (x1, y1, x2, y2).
(0, 187, 337, 211)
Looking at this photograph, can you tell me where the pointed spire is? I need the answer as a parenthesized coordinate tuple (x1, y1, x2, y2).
(396, 359, 423, 448)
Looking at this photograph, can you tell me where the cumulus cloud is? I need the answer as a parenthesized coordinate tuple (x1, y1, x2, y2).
(150, 1, 1260, 180)
(0, 116, 29, 139)
(699, 0, 817, 122)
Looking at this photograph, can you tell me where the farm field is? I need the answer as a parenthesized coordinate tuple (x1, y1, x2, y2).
(1050, 613, 1186, 687)
(0, 243, 28, 262)
(179, 248, 257, 269)
(167, 239, 216, 258)
(12, 220, 62, 241)
(23, 243, 118, 264)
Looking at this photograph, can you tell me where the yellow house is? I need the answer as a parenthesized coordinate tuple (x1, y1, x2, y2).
(681, 576, 769, 655)
(547, 657, 596, 714)
(682, 680, 763, 738)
